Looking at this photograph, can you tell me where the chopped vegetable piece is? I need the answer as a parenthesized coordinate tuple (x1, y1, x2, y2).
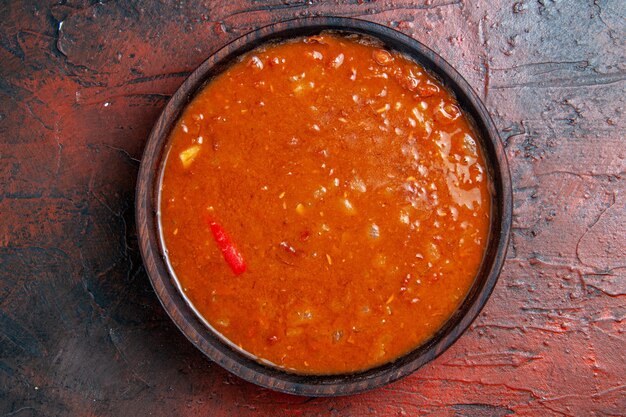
(205, 216, 247, 275)
(369, 223, 380, 239)
(341, 197, 356, 215)
(331, 53, 344, 68)
(279, 241, 297, 254)
(372, 49, 394, 66)
(349, 177, 367, 193)
(179, 145, 201, 168)
(249, 55, 264, 70)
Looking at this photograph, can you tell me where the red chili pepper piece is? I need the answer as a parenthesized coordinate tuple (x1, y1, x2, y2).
(205, 217, 247, 275)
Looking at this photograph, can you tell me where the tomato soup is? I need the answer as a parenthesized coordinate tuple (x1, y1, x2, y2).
(160, 34, 491, 374)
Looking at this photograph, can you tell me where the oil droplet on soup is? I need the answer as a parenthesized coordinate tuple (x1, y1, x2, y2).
(160, 34, 491, 374)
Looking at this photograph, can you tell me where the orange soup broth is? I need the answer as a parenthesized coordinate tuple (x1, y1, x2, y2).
(160, 34, 491, 374)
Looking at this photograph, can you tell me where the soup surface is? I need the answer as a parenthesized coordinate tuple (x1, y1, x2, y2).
(160, 34, 491, 374)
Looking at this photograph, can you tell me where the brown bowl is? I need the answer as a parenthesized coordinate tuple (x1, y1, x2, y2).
(136, 17, 512, 396)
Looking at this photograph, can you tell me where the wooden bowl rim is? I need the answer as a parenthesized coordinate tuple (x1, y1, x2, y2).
(136, 16, 512, 397)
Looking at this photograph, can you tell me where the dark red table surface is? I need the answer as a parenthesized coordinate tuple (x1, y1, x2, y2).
(1, 1, 624, 416)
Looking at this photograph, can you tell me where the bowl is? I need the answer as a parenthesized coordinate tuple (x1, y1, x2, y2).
(136, 16, 512, 396)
